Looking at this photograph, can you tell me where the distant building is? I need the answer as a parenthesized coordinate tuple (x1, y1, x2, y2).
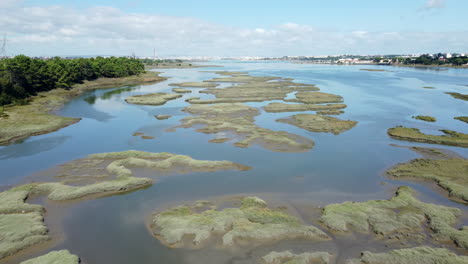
(445, 53, 452, 59)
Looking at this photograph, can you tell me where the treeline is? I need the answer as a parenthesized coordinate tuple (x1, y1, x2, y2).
(373, 54, 468, 66)
(0, 56, 145, 106)
(404, 54, 468, 66)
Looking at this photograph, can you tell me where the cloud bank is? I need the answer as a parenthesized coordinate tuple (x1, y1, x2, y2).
(0, 2, 466, 57)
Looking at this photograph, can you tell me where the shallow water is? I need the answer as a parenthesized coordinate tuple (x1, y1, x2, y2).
(0, 62, 467, 263)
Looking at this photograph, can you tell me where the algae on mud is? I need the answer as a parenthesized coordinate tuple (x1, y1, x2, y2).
(261, 251, 332, 264)
(150, 196, 330, 248)
(20, 250, 79, 264)
(0, 72, 167, 145)
(125, 92, 182, 106)
(388, 127, 468, 147)
(320, 186, 468, 249)
(263, 103, 347, 113)
(176, 103, 314, 152)
(347, 246, 468, 264)
(278, 114, 357, 135)
(387, 158, 468, 202)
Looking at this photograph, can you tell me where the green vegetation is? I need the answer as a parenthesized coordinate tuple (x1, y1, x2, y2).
(150, 196, 329, 248)
(387, 158, 468, 202)
(446, 92, 468, 101)
(0, 55, 145, 106)
(0, 71, 165, 145)
(125, 92, 182, 105)
(413, 115, 436, 122)
(20, 250, 79, 264)
(278, 114, 357, 135)
(396, 54, 468, 66)
(261, 251, 332, 264)
(177, 103, 314, 152)
(454, 116, 468, 124)
(316, 110, 344, 115)
(348, 247, 468, 264)
(388, 127, 468, 147)
(321, 186, 468, 249)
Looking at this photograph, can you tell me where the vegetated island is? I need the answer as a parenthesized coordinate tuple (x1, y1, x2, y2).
(150, 196, 330, 248)
(176, 103, 314, 152)
(125, 92, 182, 106)
(19, 250, 79, 264)
(0, 150, 249, 260)
(261, 247, 468, 264)
(387, 150, 468, 202)
(446, 92, 468, 101)
(387, 126, 468, 147)
(321, 186, 468, 250)
(413, 115, 436, 122)
(454, 116, 468, 124)
(277, 114, 357, 135)
(0, 55, 167, 145)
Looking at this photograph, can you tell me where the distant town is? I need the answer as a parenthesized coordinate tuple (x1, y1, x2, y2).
(2, 52, 468, 67)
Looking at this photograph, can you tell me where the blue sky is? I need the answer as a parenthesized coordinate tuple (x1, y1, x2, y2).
(2, 0, 468, 56)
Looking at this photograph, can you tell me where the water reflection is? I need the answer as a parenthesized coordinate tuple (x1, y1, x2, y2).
(0, 135, 69, 160)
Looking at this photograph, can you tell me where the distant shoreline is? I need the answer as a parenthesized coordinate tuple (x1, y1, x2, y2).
(293, 61, 468, 69)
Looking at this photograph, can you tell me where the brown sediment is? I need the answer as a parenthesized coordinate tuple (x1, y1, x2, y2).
(175, 103, 314, 152)
(0, 72, 167, 145)
(132, 132, 144, 136)
(277, 114, 357, 135)
(125, 92, 182, 106)
(387, 127, 468, 147)
(141, 136, 155, 139)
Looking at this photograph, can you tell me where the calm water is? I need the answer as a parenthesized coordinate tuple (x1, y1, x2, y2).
(0, 62, 467, 263)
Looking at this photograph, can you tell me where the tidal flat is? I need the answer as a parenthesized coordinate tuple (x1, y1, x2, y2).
(0, 62, 467, 264)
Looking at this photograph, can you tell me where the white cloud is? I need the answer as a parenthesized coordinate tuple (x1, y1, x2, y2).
(0, 1, 466, 57)
(422, 0, 446, 10)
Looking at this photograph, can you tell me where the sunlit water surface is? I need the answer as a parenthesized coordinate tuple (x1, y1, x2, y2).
(0, 62, 467, 263)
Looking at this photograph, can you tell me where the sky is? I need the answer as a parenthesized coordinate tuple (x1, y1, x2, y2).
(1, 0, 467, 57)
